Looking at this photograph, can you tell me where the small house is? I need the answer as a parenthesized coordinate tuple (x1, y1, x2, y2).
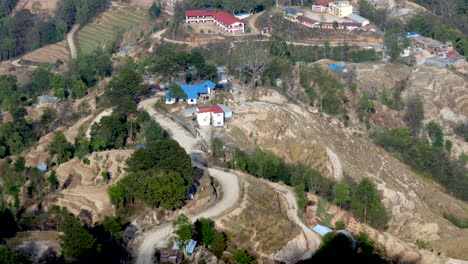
(38, 96, 60, 106)
(160, 249, 183, 264)
(297, 16, 320, 28)
(234, 12, 251, 20)
(173, 239, 197, 257)
(218, 104, 233, 118)
(36, 163, 47, 173)
(312, 1, 329, 12)
(196, 104, 224, 127)
(283, 8, 304, 23)
(165, 81, 216, 105)
(346, 13, 369, 27)
(312, 224, 334, 237)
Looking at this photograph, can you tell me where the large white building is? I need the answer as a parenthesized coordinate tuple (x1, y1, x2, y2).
(185, 9, 245, 33)
(328, 1, 353, 17)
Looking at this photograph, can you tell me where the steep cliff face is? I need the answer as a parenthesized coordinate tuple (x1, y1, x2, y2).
(223, 89, 468, 261)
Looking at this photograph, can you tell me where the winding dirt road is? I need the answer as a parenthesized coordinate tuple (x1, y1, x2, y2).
(135, 98, 241, 264)
(269, 182, 321, 261)
(67, 24, 79, 59)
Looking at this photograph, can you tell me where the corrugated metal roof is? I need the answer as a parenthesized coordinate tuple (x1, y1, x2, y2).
(312, 224, 333, 237)
(283, 8, 302, 14)
(328, 64, 346, 70)
(346, 13, 369, 23)
(165, 81, 216, 99)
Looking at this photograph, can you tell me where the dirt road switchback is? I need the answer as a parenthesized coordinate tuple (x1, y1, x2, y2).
(135, 98, 241, 264)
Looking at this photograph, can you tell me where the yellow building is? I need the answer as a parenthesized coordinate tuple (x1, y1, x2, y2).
(283, 8, 304, 23)
(328, 1, 353, 17)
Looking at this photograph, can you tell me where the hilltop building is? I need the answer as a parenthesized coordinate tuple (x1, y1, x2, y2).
(329, 1, 353, 17)
(312, 1, 329, 12)
(283, 8, 304, 22)
(185, 10, 245, 33)
(165, 80, 216, 105)
(162, 0, 177, 8)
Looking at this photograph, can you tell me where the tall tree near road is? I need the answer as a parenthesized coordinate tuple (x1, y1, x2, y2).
(172, 214, 193, 251)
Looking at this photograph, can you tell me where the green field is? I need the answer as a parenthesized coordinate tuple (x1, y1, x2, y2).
(77, 7, 149, 54)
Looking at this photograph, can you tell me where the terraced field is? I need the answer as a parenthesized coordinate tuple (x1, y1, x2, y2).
(21, 40, 70, 64)
(77, 7, 149, 54)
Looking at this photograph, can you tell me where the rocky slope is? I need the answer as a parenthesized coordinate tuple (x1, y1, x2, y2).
(223, 88, 468, 262)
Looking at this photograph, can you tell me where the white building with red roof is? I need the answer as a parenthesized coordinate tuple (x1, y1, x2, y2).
(185, 9, 245, 33)
(196, 105, 225, 126)
(312, 1, 329, 12)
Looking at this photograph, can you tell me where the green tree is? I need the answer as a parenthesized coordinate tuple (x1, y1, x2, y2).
(172, 214, 193, 251)
(103, 216, 126, 240)
(333, 181, 351, 208)
(142, 120, 166, 143)
(60, 216, 98, 261)
(90, 114, 128, 150)
(0, 247, 30, 264)
(404, 96, 425, 135)
(149, 1, 161, 20)
(196, 218, 214, 246)
(234, 250, 254, 264)
(48, 170, 60, 191)
(126, 138, 193, 182)
(134, 170, 189, 210)
(426, 121, 444, 148)
(210, 231, 226, 258)
(48, 131, 74, 164)
(351, 178, 388, 229)
(167, 83, 187, 101)
(384, 28, 410, 61)
(106, 61, 145, 113)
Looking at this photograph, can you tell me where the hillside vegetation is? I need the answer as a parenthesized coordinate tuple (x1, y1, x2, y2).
(77, 7, 149, 54)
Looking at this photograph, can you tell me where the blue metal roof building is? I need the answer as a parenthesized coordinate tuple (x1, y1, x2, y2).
(165, 81, 216, 99)
(312, 224, 334, 237)
(328, 64, 346, 71)
(283, 8, 302, 15)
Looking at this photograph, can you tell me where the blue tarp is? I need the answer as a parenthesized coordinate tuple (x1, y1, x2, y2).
(36, 163, 47, 172)
(165, 80, 216, 99)
(407, 32, 419, 36)
(235, 12, 249, 17)
(312, 224, 334, 237)
(328, 64, 346, 71)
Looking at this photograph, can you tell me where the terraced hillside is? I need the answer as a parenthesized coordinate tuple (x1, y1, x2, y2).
(77, 7, 149, 54)
(21, 40, 70, 65)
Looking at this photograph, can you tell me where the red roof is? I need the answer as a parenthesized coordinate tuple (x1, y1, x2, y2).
(446, 51, 457, 57)
(186, 10, 244, 26)
(315, 1, 329, 7)
(197, 104, 224, 114)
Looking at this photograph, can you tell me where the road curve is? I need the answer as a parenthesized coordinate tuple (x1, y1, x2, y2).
(135, 98, 241, 264)
(67, 24, 79, 59)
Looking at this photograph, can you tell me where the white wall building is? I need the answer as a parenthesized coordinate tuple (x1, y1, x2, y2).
(196, 105, 225, 127)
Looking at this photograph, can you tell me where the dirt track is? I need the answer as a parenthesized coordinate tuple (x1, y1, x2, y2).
(135, 97, 241, 264)
(67, 24, 79, 59)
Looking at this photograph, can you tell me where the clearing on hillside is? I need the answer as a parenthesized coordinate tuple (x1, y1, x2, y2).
(76, 6, 149, 54)
(21, 40, 70, 65)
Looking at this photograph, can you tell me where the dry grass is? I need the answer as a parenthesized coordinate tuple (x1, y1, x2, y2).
(220, 176, 300, 254)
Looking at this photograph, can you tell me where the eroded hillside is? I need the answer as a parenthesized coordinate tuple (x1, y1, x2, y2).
(223, 88, 468, 261)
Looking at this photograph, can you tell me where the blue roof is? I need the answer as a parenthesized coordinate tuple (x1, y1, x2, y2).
(407, 32, 419, 36)
(165, 81, 216, 99)
(284, 8, 301, 14)
(36, 163, 47, 172)
(328, 64, 346, 71)
(235, 12, 249, 16)
(312, 224, 334, 237)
